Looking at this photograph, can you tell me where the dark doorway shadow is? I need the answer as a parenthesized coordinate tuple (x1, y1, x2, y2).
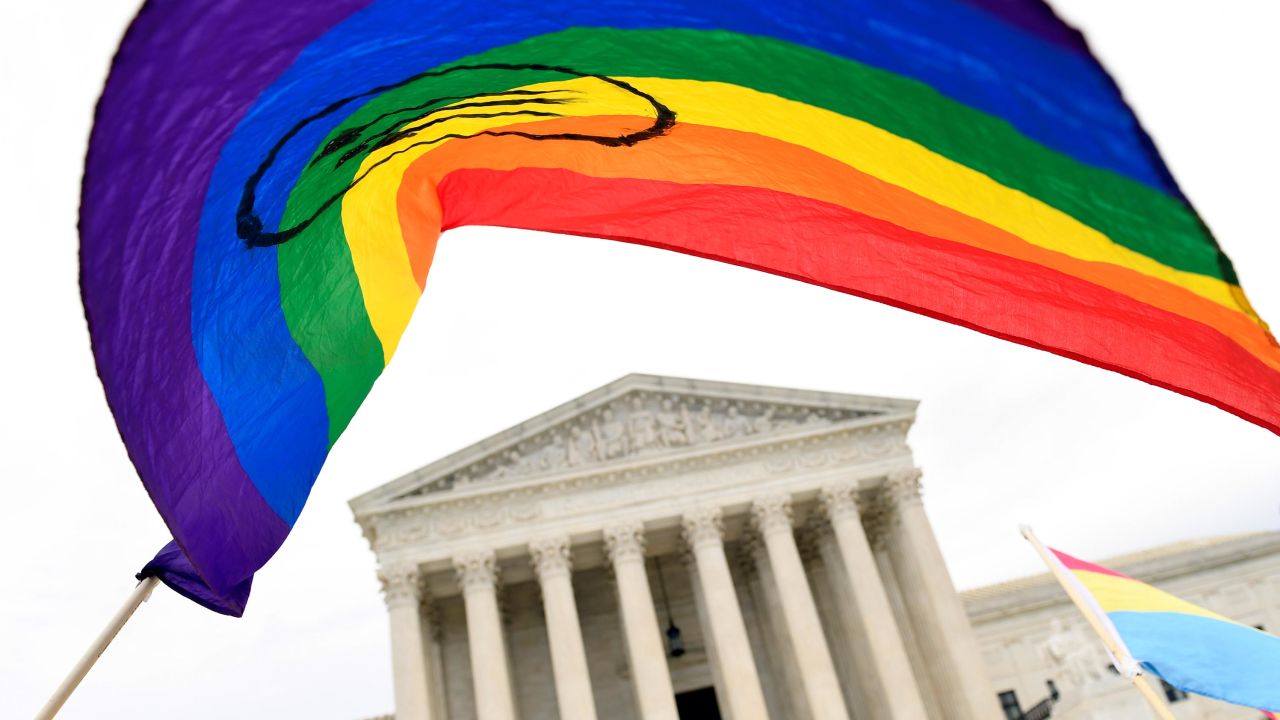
(676, 686, 722, 719)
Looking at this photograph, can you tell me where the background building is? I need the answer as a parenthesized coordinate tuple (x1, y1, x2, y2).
(351, 375, 1000, 719)
(967, 532, 1280, 720)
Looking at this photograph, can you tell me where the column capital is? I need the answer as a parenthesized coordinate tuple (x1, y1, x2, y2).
(530, 535, 573, 581)
(794, 519, 825, 565)
(682, 506, 725, 551)
(731, 537, 760, 579)
(454, 548, 499, 594)
(861, 492, 896, 552)
(819, 482, 863, 522)
(604, 520, 647, 565)
(378, 563, 424, 609)
(750, 493, 794, 537)
(884, 467, 924, 506)
(738, 524, 765, 559)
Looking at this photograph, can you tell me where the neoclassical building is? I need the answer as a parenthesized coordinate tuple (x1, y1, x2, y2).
(350, 374, 1004, 720)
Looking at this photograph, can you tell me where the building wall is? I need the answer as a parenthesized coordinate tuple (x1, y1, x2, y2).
(967, 536, 1280, 720)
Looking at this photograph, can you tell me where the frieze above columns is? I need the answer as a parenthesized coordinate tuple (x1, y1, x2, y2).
(398, 387, 882, 497)
(358, 424, 915, 558)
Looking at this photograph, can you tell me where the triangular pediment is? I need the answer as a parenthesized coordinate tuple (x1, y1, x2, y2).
(351, 374, 916, 510)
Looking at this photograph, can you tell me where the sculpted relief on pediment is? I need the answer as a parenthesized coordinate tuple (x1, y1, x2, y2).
(409, 392, 874, 496)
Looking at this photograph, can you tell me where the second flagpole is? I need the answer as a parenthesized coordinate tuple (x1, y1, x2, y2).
(1020, 526, 1176, 720)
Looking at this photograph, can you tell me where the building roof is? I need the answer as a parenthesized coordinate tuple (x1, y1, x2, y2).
(349, 373, 917, 514)
(963, 531, 1280, 622)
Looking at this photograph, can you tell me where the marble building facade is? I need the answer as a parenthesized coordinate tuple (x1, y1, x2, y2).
(350, 374, 1004, 720)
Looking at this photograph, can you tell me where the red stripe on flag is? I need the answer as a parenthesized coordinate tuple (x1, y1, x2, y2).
(434, 168, 1280, 434)
(1048, 548, 1131, 580)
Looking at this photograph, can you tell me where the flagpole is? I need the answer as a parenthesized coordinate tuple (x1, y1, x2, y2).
(1130, 673, 1180, 718)
(1020, 526, 1176, 720)
(34, 576, 161, 720)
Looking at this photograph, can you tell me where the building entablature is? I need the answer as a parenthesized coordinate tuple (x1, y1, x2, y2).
(350, 374, 919, 595)
(964, 532, 1280, 624)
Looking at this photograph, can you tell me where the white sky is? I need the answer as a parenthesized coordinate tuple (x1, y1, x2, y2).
(1, 2, 1277, 718)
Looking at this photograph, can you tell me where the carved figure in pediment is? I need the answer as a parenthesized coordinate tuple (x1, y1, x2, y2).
(723, 404, 753, 439)
(540, 432, 569, 471)
(753, 407, 776, 434)
(567, 424, 598, 466)
(489, 450, 518, 480)
(518, 448, 541, 473)
(629, 396, 658, 452)
(657, 398, 690, 447)
(693, 405, 721, 443)
(594, 408, 627, 460)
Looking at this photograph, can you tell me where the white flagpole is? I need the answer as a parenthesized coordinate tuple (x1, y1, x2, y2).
(1020, 526, 1176, 720)
(34, 576, 161, 720)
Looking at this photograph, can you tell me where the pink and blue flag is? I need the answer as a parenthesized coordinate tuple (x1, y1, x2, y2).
(1047, 546, 1280, 713)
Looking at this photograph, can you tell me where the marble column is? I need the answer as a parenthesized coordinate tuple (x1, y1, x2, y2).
(682, 507, 769, 720)
(421, 600, 450, 720)
(797, 523, 864, 714)
(818, 484, 929, 720)
(743, 535, 811, 720)
(866, 510, 943, 719)
(379, 564, 435, 720)
(751, 494, 850, 720)
(684, 547, 737, 718)
(530, 536, 598, 720)
(882, 469, 1002, 720)
(455, 549, 518, 720)
(603, 522, 679, 720)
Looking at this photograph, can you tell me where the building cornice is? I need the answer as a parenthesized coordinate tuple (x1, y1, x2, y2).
(349, 373, 917, 513)
(357, 414, 915, 565)
(964, 531, 1280, 624)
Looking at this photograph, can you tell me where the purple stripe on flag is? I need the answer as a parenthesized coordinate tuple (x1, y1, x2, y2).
(139, 541, 253, 617)
(957, 0, 1088, 54)
(79, 0, 369, 594)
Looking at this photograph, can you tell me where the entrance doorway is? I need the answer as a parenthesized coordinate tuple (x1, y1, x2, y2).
(675, 686, 722, 719)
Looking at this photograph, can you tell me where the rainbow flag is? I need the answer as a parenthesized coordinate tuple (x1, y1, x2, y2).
(1047, 546, 1280, 712)
(81, 0, 1280, 613)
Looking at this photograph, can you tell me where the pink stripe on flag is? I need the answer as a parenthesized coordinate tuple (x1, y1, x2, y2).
(1050, 548, 1132, 580)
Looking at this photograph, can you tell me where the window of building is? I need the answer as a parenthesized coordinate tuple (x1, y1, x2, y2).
(998, 690, 1022, 720)
(1161, 680, 1188, 703)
